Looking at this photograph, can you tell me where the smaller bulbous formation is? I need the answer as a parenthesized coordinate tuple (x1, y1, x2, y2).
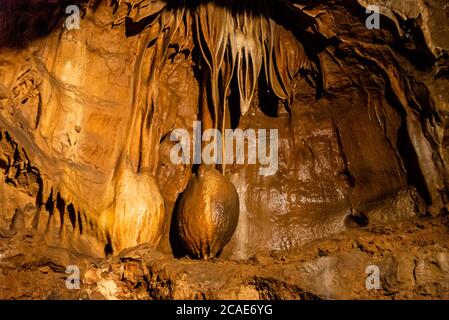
(106, 157, 165, 254)
(177, 165, 240, 260)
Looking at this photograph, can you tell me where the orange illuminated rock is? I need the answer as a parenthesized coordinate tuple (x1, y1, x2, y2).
(177, 165, 239, 260)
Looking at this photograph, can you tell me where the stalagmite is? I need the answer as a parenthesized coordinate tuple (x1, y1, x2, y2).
(176, 165, 239, 260)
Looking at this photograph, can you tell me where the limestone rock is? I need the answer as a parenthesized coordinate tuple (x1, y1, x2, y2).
(177, 165, 239, 260)
(0, 0, 448, 299)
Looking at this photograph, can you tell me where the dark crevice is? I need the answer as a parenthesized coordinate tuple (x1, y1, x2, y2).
(104, 238, 114, 256)
(227, 73, 241, 129)
(56, 192, 65, 230)
(169, 193, 187, 258)
(45, 189, 55, 214)
(67, 203, 77, 229)
(77, 209, 84, 234)
(345, 213, 369, 228)
(258, 68, 280, 118)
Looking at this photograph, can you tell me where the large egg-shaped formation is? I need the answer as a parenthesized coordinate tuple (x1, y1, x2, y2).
(107, 158, 165, 254)
(177, 165, 239, 260)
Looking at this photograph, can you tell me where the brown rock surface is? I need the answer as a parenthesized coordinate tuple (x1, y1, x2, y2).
(177, 165, 239, 260)
(1, 215, 449, 299)
(0, 0, 448, 299)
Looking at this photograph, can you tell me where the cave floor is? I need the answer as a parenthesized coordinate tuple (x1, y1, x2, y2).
(1, 214, 448, 300)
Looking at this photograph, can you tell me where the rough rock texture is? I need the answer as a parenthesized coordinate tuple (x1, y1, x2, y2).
(0, 0, 449, 299)
(1, 215, 449, 299)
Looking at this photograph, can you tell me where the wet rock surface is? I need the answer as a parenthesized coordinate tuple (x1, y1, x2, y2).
(0, 0, 448, 299)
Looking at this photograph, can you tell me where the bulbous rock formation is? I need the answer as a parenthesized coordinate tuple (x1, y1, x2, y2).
(177, 165, 239, 260)
(104, 157, 166, 254)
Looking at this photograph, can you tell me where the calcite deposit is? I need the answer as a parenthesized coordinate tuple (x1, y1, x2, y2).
(0, 0, 448, 299)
